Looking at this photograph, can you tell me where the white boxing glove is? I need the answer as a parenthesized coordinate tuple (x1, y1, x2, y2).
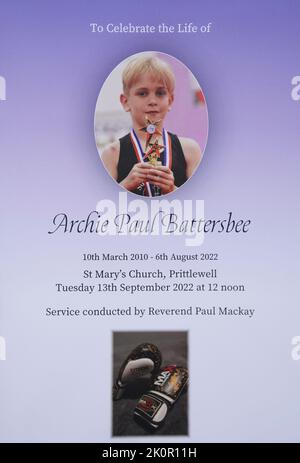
(113, 343, 162, 400)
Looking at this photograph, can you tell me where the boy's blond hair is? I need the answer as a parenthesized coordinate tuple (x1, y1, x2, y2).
(122, 55, 175, 95)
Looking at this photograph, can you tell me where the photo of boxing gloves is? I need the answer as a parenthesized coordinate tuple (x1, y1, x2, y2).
(112, 331, 188, 436)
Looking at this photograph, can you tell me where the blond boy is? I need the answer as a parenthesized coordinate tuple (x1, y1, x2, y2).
(101, 55, 201, 196)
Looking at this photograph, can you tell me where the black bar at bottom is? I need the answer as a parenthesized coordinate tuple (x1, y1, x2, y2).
(0, 442, 293, 460)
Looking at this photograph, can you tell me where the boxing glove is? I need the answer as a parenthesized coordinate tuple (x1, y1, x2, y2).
(134, 365, 188, 429)
(113, 343, 162, 400)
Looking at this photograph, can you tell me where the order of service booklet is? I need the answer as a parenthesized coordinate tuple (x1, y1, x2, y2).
(0, 0, 300, 445)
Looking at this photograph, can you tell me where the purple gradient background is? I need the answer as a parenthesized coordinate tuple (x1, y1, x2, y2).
(0, 0, 300, 443)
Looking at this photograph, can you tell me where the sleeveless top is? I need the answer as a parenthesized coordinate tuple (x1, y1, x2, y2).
(117, 132, 187, 196)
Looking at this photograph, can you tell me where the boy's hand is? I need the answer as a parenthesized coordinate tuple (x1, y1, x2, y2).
(120, 163, 176, 195)
(146, 165, 176, 194)
(120, 162, 156, 191)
